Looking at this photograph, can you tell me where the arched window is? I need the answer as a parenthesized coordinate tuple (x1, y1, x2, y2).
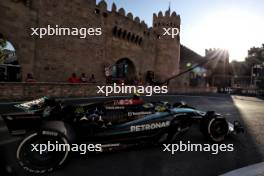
(117, 29, 122, 38)
(112, 58, 136, 84)
(127, 32, 131, 41)
(122, 30, 127, 39)
(95, 8, 100, 14)
(112, 26, 117, 36)
(135, 36, 139, 44)
(131, 34, 135, 42)
(138, 38, 142, 45)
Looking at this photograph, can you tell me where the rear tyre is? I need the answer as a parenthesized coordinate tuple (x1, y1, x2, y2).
(16, 130, 69, 174)
(200, 117, 229, 142)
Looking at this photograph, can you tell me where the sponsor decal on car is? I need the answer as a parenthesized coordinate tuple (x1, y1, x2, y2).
(42, 131, 59, 136)
(15, 97, 47, 112)
(127, 111, 152, 116)
(105, 106, 125, 110)
(130, 121, 170, 132)
(114, 99, 134, 105)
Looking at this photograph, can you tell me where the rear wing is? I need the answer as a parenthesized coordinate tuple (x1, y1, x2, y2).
(1, 113, 41, 135)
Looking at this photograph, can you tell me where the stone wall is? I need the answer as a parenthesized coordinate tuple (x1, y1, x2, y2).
(0, 0, 181, 83)
(0, 83, 217, 101)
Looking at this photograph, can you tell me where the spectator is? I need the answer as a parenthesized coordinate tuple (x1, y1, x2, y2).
(104, 65, 112, 84)
(89, 74, 96, 83)
(119, 79, 125, 84)
(68, 73, 80, 83)
(80, 73, 88, 83)
(138, 73, 144, 85)
(133, 76, 139, 85)
(25, 73, 36, 82)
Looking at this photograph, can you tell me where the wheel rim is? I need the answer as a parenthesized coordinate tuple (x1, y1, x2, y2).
(208, 119, 228, 142)
(17, 132, 69, 173)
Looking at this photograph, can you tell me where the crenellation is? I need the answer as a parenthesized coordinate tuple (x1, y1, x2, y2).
(97, 0, 107, 11)
(118, 8, 125, 16)
(127, 12, 133, 20)
(134, 17, 140, 23)
(1, 0, 181, 83)
(154, 10, 181, 29)
(158, 11, 163, 17)
(153, 13, 157, 20)
(171, 11, 177, 17)
(111, 3, 117, 12)
(165, 10, 170, 17)
(141, 20, 148, 28)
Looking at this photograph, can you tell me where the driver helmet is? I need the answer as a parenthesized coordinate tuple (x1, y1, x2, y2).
(133, 92, 140, 99)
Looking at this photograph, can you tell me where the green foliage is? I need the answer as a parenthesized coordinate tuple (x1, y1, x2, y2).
(0, 38, 7, 64)
(0, 38, 7, 49)
(246, 44, 264, 66)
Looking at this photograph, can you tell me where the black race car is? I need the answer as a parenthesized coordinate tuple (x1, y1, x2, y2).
(1, 96, 244, 173)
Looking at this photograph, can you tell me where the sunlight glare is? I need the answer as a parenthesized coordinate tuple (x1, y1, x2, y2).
(194, 9, 263, 61)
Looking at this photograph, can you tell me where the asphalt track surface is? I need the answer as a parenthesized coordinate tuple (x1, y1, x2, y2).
(0, 94, 264, 176)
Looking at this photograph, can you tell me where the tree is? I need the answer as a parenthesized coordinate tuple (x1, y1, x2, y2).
(246, 44, 264, 66)
(0, 34, 7, 64)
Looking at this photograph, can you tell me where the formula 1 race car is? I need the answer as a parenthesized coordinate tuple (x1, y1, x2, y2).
(1, 96, 244, 173)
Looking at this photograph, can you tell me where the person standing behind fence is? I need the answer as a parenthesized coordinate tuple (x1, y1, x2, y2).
(89, 74, 96, 83)
(25, 73, 36, 82)
(68, 73, 80, 83)
(80, 73, 88, 83)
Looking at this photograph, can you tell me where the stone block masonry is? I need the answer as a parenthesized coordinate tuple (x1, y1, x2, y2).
(0, 0, 180, 84)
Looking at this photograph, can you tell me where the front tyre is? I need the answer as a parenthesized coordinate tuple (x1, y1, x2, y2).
(16, 130, 69, 174)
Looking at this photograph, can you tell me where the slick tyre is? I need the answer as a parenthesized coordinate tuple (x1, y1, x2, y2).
(16, 130, 70, 174)
(200, 117, 229, 142)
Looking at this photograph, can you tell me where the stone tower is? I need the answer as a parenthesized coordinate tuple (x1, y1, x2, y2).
(0, 0, 182, 83)
(153, 9, 181, 82)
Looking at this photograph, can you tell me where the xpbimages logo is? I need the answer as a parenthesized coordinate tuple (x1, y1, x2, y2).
(30, 25, 102, 39)
(31, 141, 102, 155)
(162, 27, 180, 38)
(97, 83, 168, 96)
(163, 141, 234, 155)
